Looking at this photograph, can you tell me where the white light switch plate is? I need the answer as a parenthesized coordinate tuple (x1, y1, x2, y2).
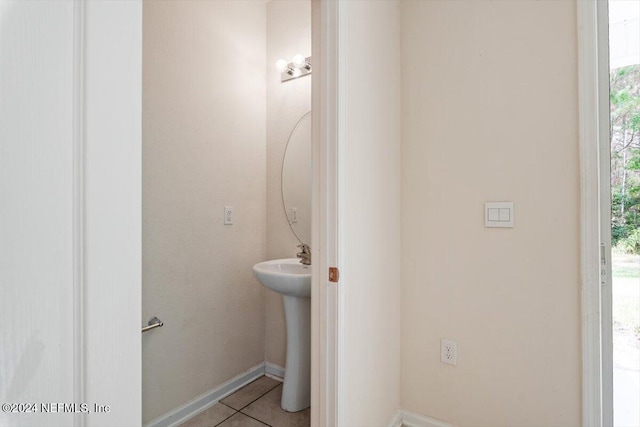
(485, 202, 514, 228)
(289, 207, 298, 224)
(224, 206, 233, 225)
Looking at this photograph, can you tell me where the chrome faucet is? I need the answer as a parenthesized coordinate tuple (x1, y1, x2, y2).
(296, 244, 311, 265)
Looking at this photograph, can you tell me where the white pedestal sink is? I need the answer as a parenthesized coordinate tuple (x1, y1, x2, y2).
(253, 259, 311, 412)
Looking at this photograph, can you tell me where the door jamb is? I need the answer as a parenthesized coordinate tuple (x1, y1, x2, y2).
(311, 1, 344, 426)
(577, 1, 612, 425)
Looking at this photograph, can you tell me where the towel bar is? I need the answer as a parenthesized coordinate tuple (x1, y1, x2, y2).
(141, 316, 163, 333)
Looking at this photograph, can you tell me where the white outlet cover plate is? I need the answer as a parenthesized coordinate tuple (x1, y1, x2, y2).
(441, 338, 457, 366)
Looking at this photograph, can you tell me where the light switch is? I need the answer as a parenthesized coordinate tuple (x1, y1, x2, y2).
(224, 206, 233, 225)
(485, 202, 514, 228)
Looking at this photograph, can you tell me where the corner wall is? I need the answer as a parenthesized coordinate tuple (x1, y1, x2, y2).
(142, 1, 266, 423)
(400, 1, 581, 425)
(265, 0, 312, 368)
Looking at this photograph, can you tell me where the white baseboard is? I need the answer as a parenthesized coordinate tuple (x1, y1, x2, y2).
(146, 363, 446, 427)
(400, 410, 453, 427)
(145, 363, 266, 427)
(264, 361, 285, 381)
(387, 410, 403, 427)
(386, 409, 453, 427)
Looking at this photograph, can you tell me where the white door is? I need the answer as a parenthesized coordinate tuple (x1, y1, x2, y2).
(0, 1, 142, 426)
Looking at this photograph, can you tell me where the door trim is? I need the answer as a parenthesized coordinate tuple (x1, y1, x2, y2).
(596, 2, 613, 425)
(311, 1, 344, 425)
(577, 1, 611, 425)
(72, 1, 87, 425)
(82, 1, 142, 425)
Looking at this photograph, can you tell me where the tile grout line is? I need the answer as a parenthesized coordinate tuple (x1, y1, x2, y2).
(182, 378, 281, 427)
(216, 402, 272, 427)
(240, 384, 311, 427)
(219, 389, 275, 427)
(240, 411, 273, 427)
(233, 379, 282, 412)
(237, 383, 282, 427)
(212, 409, 238, 427)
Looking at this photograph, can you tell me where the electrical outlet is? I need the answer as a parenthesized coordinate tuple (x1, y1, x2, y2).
(224, 206, 233, 225)
(441, 339, 457, 366)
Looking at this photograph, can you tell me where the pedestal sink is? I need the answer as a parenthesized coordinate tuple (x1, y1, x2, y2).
(253, 259, 311, 412)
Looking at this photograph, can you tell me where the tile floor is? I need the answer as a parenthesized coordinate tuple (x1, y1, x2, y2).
(179, 376, 310, 427)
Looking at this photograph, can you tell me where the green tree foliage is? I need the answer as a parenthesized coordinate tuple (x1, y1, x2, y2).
(611, 65, 640, 251)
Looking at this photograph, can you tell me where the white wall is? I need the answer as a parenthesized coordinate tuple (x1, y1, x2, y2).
(265, 0, 312, 368)
(142, 1, 266, 423)
(400, 1, 581, 425)
(341, 1, 403, 425)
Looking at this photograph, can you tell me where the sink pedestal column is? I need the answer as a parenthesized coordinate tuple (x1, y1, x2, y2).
(281, 295, 311, 412)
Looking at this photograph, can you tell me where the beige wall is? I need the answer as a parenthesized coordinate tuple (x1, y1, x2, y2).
(265, 0, 312, 368)
(342, 1, 403, 425)
(141, 1, 581, 425)
(142, 1, 266, 423)
(400, 1, 581, 426)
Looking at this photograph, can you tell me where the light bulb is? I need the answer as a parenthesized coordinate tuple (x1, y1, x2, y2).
(276, 59, 288, 72)
(293, 54, 306, 68)
(292, 68, 302, 78)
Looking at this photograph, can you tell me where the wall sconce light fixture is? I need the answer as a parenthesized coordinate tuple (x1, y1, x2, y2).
(276, 54, 312, 83)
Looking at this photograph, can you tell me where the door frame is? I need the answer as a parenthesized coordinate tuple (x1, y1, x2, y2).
(74, 0, 142, 425)
(76, 1, 341, 424)
(311, 1, 344, 426)
(72, 1, 614, 425)
(577, 1, 612, 426)
(73, 1, 341, 425)
(74, 0, 346, 427)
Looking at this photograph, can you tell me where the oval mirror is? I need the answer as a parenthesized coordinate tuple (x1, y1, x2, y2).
(282, 111, 311, 245)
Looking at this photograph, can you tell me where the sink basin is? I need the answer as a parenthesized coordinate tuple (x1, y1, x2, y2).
(252, 258, 311, 412)
(252, 258, 311, 298)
